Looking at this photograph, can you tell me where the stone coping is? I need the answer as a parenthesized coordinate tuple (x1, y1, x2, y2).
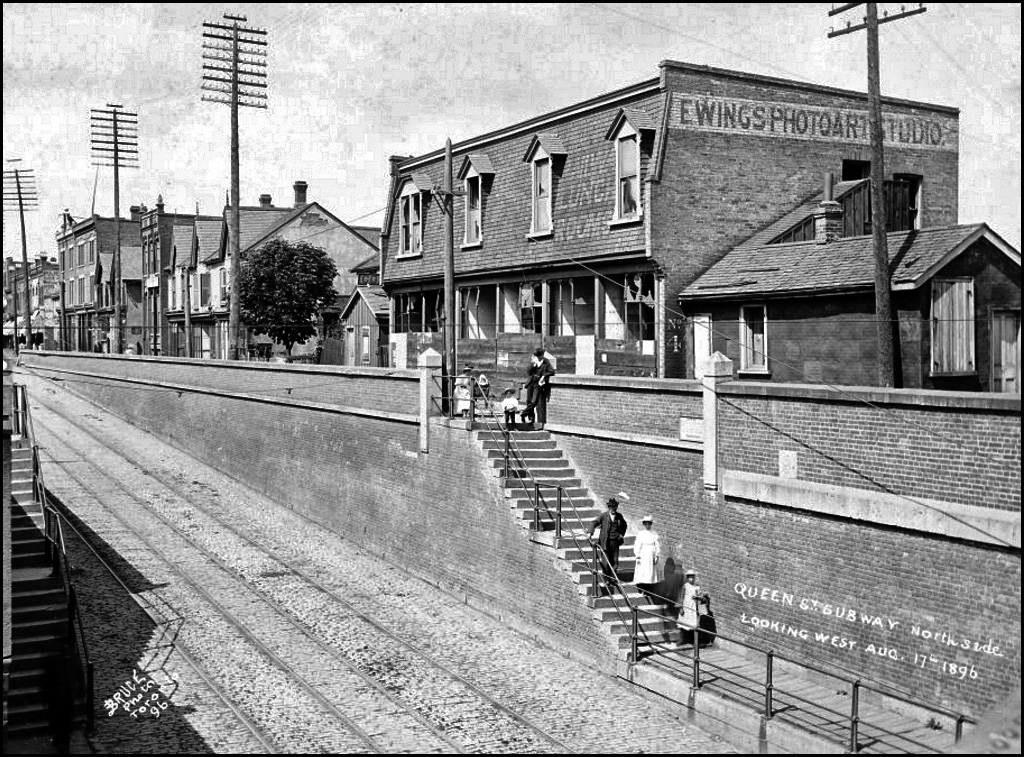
(723, 470, 1020, 549)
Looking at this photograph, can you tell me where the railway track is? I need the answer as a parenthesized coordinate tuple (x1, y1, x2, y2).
(30, 384, 576, 754)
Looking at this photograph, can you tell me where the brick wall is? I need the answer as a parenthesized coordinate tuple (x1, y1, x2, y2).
(717, 382, 1021, 512)
(21, 352, 614, 667)
(546, 375, 701, 439)
(653, 64, 959, 378)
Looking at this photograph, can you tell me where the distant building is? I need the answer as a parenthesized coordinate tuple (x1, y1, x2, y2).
(140, 195, 220, 355)
(55, 210, 142, 353)
(323, 254, 389, 367)
(2, 253, 60, 350)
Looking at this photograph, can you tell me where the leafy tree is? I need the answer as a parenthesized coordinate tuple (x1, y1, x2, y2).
(238, 238, 339, 354)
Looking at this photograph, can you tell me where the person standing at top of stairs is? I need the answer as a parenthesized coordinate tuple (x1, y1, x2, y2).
(588, 497, 628, 595)
(521, 349, 555, 430)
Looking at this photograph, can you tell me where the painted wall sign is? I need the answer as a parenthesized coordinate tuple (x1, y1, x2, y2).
(733, 581, 1007, 683)
(670, 93, 958, 152)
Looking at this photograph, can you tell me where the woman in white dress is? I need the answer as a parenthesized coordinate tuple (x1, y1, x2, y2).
(632, 515, 661, 596)
(678, 569, 704, 646)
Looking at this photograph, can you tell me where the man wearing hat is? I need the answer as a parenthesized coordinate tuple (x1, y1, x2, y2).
(588, 497, 628, 592)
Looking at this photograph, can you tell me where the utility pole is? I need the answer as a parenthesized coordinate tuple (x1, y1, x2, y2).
(3, 160, 38, 353)
(829, 2, 926, 387)
(202, 13, 268, 361)
(443, 139, 456, 412)
(91, 103, 139, 354)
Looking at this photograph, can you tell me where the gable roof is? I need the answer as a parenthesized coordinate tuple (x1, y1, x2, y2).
(457, 153, 496, 180)
(349, 225, 380, 248)
(522, 132, 567, 162)
(679, 224, 1019, 301)
(351, 253, 379, 273)
(171, 225, 195, 269)
(195, 219, 223, 265)
(339, 285, 390, 321)
(604, 107, 658, 140)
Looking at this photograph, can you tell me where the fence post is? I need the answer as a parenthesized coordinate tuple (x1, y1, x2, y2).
(417, 350, 442, 453)
(87, 662, 95, 733)
(765, 650, 775, 719)
(954, 714, 965, 744)
(850, 680, 861, 753)
(555, 486, 563, 540)
(631, 606, 639, 663)
(701, 352, 733, 491)
(591, 544, 600, 599)
(532, 482, 540, 532)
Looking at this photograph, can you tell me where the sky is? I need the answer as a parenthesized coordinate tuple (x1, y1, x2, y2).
(3, 3, 1021, 262)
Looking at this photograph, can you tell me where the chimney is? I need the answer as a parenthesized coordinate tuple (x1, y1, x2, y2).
(129, 205, 142, 222)
(293, 180, 308, 208)
(156, 193, 165, 213)
(259, 193, 273, 208)
(389, 155, 411, 179)
(814, 172, 843, 245)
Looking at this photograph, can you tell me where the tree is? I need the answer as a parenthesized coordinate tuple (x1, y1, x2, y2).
(238, 238, 339, 354)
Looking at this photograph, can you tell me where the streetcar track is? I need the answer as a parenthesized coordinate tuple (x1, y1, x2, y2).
(53, 502, 283, 754)
(30, 386, 574, 753)
(41, 449, 390, 755)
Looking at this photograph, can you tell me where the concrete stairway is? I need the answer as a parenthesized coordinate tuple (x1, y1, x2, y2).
(7, 443, 75, 740)
(475, 422, 678, 655)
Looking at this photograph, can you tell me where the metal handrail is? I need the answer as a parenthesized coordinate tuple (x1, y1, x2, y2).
(462, 387, 641, 653)
(17, 383, 95, 732)
(626, 600, 973, 752)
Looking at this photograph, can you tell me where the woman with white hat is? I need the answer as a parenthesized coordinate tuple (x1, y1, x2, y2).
(678, 568, 704, 647)
(632, 515, 661, 596)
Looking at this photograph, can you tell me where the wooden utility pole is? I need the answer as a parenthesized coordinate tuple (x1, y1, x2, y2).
(3, 161, 38, 353)
(829, 2, 927, 387)
(443, 138, 456, 410)
(91, 104, 139, 354)
(202, 13, 268, 361)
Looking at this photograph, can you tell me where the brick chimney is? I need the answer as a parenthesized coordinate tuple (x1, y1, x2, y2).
(259, 193, 273, 208)
(156, 193, 165, 213)
(814, 172, 843, 245)
(129, 205, 142, 222)
(293, 181, 308, 208)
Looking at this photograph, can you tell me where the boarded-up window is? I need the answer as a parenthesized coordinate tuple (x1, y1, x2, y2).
(931, 279, 974, 374)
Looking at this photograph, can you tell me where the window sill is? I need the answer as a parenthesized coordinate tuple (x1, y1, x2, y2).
(460, 241, 482, 251)
(395, 252, 422, 260)
(525, 230, 554, 241)
(929, 370, 977, 378)
(738, 368, 771, 378)
(608, 216, 643, 229)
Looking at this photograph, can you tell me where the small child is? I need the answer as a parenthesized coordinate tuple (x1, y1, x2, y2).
(501, 387, 519, 430)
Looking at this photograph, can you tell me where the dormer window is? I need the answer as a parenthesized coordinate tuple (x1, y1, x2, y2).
(465, 172, 481, 244)
(533, 157, 552, 234)
(616, 128, 640, 219)
(605, 108, 656, 225)
(398, 180, 424, 258)
(523, 134, 566, 239)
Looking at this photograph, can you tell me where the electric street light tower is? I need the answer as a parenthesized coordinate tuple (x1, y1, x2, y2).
(202, 13, 268, 360)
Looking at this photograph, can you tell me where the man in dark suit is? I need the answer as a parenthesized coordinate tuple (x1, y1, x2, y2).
(521, 348, 555, 429)
(588, 497, 628, 592)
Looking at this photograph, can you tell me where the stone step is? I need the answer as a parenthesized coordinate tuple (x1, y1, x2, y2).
(558, 544, 638, 561)
(555, 533, 636, 549)
(13, 617, 68, 640)
(503, 474, 581, 488)
(13, 597, 67, 624)
(13, 632, 65, 655)
(7, 683, 50, 712)
(9, 665, 48, 690)
(486, 448, 563, 460)
(490, 457, 569, 470)
(12, 552, 52, 570)
(595, 603, 669, 622)
(481, 439, 556, 451)
(12, 537, 46, 556)
(13, 574, 64, 594)
(5, 702, 51, 735)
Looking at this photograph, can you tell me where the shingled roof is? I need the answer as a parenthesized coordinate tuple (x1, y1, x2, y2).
(679, 224, 1018, 301)
(742, 180, 866, 248)
(339, 285, 390, 320)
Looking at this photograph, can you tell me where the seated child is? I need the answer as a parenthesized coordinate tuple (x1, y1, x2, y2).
(501, 387, 519, 430)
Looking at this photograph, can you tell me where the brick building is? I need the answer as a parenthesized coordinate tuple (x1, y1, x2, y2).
(55, 210, 142, 353)
(139, 195, 220, 356)
(380, 60, 962, 382)
(2, 253, 60, 350)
